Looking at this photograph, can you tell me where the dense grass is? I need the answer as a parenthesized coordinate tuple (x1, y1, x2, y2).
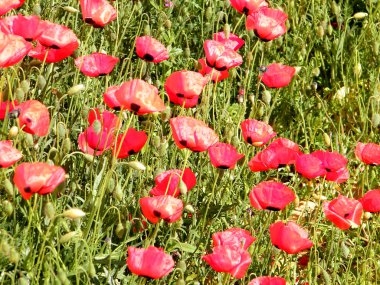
(1, 0, 380, 284)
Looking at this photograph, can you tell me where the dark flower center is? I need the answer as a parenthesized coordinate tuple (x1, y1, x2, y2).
(179, 140, 187, 147)
(24, 187, 32, 193)
(84, 18, 103, 28)
(113, 106, 121, 111)
(143, 54, 154, 61)
(153, 210, 161, 217)
(128, 150, 136, 155)
(176, 93, 185, 98)
(344, 213, 350, 218)
(214, 65, 227, 72)
(266, 206, 280, 211)
(246, 137, 253, 144)
(218, 165, 230, 169)
(242, 7, 250, 15)
(130, 103, 141, 112)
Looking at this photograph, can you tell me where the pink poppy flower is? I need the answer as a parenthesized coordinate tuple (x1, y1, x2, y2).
(80, 0, 117, 28)
(241, 119, 276, 146)
(249, 276, 287, 285)
(360, 190, 380, 213)
(0, 140, 22, 168)
(0, 15, 42, 41)
(229, 0, 268, 15)
(213, 31, 245, 51)
(0, 0, 25, 16)
(103, 85, 122, 110)
(212, 228, 256, 250)
(197, 58, 229, 83)
(355, 142, 380, 165)
(135, 36, 169, 63)
(74, 52, 119, 77)
(112, 128, 148, 159)
(140, 195, 183, 224)
(204, 40, 243, 71)
(208, 142, 244, 169)
(0, 31, 32, 67)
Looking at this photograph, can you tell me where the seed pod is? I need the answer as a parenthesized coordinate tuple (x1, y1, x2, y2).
(44, 202, 55, 220)
(9, 248, 20, 263)
(67, 84, 85, 95)
(15, 88, 25, 102)
(3, 179, 14, 196)
(63, 208, 86, 219)
(3, 200, 13, 216)
(37, 75, 47, 90)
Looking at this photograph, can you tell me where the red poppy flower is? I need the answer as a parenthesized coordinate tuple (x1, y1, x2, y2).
(241, 119, 276, 146)
(0, 140, 22, 168)
(0, 100, 18, 120)
(127, 246, 175, 279)
(0, 15, 42, 41)
(212, 228, 256, 250)
(202, 245, 252, 279)
(0, 31, 32, 67)
(295, 151, 349, 183)
(249, 276, 286, 285)
(249, 137, 302, 172)
(80, 0, 117, 28)
(150, 168, 196, 197)
(229, 0, 268, 15)
(165, 70, 208, 108)
(360, 190, 380, 213)
(250, 181, 295, 211)
(323, 195, 363, 230)
(17, 100, 50, 137)
(74, 52, 119, 77)
(115, 79, 166, 115)
(13, 162, 66, 200)
(29, 20, 79, 63)
(259, 63, 296, 88)
(135, 36, 169, 63)
(208, 142, 244, 169)
(270, 221, 313, 254)
(78, 131, 104, 156)
(204, 40, 243, 71)
(103, 85, 122, 110)
(112, 128, 148, 159)
(246, 8, 288, 41)
(82, 108, 120, 152)
(355, 142, 380, 165)
(0, 0, 25, 16)
(140, 195, 183, 224)
(213, 31, 245, 51)
(198, 58, 229, 83)
(170, 116, 219, 152)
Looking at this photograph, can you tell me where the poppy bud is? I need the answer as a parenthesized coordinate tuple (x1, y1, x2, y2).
(224, 23, 230, 39)
(87, 262, 96, 278)
(373, 42, 379, 55)
(332, 2, 340, 15)
(33, 4, 42, 15)
(354, 63, 362, 78)
(177, 260, 187, 272)
(57, 122, 67, 138)
(341, 242, 350, 258)
(44, 202, 55, 220)
(116, 222, 125, 238)
(67, 84, 85, 95)
(317, 25, 324, 38)
(353, 12, 368, 20)
(63, 208, 86, 219)
(205, 7, 213, 20)
(3, 179, 14, 196)
(323, 132, 331, 147)
(60, 231, 80, 243)
(18, 278, 29, 285)
(262, 90, 271, 105)
(0, 240, 10, 256)
(176, 280, 185, 285)
(57, 269, 70, 284)
(179, 179, 188, 195)
(327, 24, 333, 35)
(20, 80, 30, 93)
(322, 268, 331, 284)
(37, 75, 46, 90)
(113, 185, 123, 201)
(24, 133, 34, 147)
(184, 47, 191, 58)
(9, 248, 20, 264)
(144, 24, 151, 35)
(8, 126, 19, 138)
(61, 138, 71, 154)
(63, 6, 79, 13)
(15, 88, 25, 102)
(164, 19, 172, 29)
(184, 204, 195, 213)
(126, 161, 146, 171)
(3, 200, 13, 216)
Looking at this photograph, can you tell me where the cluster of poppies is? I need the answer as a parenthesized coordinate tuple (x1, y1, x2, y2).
(1, 0, 380, 283)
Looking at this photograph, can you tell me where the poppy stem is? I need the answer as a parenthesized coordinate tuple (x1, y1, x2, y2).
(201, 170, 221, 231)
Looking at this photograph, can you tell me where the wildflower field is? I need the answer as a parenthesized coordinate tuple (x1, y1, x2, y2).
(1, 0, 380, 284)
